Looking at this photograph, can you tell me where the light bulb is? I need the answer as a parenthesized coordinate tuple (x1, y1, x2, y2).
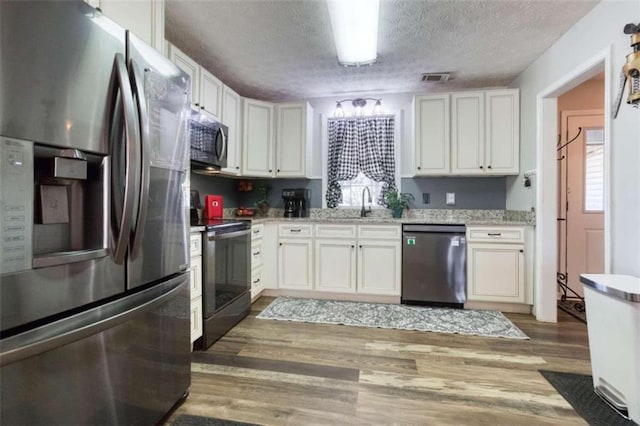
(334, 102, 345, 117)
(373, 100, 383, 115)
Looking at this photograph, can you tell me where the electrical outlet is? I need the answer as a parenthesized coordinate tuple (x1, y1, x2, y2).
(446, 192, 455, 205)
(422, 193, 430, 204)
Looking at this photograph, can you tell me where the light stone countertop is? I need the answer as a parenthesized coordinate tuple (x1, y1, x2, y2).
(189, 208, 535, 230)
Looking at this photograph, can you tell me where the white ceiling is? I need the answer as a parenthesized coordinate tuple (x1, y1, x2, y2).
(165, 0, 599, 102)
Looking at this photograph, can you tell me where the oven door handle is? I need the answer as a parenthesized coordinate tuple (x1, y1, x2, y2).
(207, 229, 251, 241)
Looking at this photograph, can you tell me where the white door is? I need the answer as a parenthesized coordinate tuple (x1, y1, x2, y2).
(451, 92, 484, 175)
(562, 111, 605, 296)
(199, 68, 222, 120)
(467, 243, 525, 303)
(414, 95, 450, 175)
(357, 240, 401, 295)
(315, 239, 356, 293)
(278, 239, 313, 290)
(243, 99, 274, 177)
(484, 90, 519, 175)
(221, 86, 242, 175)
(276, 103, 307, 177)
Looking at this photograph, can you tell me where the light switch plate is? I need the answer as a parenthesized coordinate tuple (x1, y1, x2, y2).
(446, 192, 455, 205)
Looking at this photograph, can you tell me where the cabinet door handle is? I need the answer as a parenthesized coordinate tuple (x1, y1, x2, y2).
(487, 233, 501, 236)
(253, 230, 260, 234)
(253, 278, 261, 284)
(279, 243, 282, 246)
(351, 245, 355, 248)
(417, 166, 421, 170)
(519, 249, 524, 253)
(236, 166, 240, 170)
(253, 251, 261, 256)
(269, 169, 273, 173)
(290, 229, 301, 233)
(200, 105, 205, 110)
(479, 165, 484, 169)
(488, 165, 492, 169)
(359, 245, 362, 249)
(194, 103, 200, 107)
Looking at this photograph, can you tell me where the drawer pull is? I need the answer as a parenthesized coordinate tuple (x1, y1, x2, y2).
(487, 233, 502, 236)
(290, 229, 302, 233)
(253, 278, 261, 284)
(253, 229, 260, 234)
(253, 251, 261, 256)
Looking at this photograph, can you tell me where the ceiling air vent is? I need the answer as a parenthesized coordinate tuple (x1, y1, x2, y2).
(421, 73, 451, 82)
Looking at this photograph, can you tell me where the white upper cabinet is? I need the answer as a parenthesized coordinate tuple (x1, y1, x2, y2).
(168, 44, 199, 106)
(275, 102, 313, 178)
(168, 43, 222, 120)
(414, 94, 450, 176)
(198, 68, 223, 120)
(242, 100, 312, 178)
(413, 88, 519, 177)
(95, 0, 165, 53)
(242, 98, 274, 177)
(484, 90, 520, 175)
(451, 92, 485, 175)
(221, 85, 242, 175)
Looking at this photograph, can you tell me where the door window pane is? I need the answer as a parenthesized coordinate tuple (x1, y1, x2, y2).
(584, 128, 604, 212)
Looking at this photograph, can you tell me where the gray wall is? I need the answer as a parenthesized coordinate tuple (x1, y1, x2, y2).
(401, 177, 506, 209)
(191, 173, 506, 210)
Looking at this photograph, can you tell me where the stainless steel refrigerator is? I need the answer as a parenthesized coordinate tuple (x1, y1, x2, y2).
(0, 2, 192, 424)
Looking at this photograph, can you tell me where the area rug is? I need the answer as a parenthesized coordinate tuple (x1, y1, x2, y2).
(172, 414, 260, 426)
(256, 297, 529, 339)
(540, 370, 634, 425)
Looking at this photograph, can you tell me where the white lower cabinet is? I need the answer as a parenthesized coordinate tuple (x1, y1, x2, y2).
(313, 224, 401, 296)
(189, 233, 203, 344)
(251, 223, 265, 300)
(466, 226, 526, 304)
(278, 238, 313, 290)
(315, 239, 357, 292)
(357, 240, 402, 295)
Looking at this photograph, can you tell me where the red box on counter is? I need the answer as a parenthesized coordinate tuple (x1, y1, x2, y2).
(204, 195, 223, 219)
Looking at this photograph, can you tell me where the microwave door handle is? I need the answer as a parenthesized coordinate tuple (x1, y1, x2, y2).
(108, 53, 140, 265)
(218, 126, 227, 162)
(128, 61, 150, 260)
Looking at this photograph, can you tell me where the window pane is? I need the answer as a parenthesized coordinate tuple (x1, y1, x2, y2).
(338, 172, 385, 207)
(584, 128, 604, 212)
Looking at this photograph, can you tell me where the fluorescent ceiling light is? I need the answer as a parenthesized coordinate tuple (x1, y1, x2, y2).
(327, 0, 380, 67)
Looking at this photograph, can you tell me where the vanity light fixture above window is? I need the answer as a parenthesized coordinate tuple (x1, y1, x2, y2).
(326, 0, 380, 67)
(334, 98, 383, 117)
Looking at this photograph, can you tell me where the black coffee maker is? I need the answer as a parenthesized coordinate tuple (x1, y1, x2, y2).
(282, 188, 310, 218)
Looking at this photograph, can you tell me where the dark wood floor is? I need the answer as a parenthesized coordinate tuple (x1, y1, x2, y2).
(167, 297, 590, 425)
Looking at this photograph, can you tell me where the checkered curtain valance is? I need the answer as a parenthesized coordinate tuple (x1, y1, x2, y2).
(326, 116, 396, 208)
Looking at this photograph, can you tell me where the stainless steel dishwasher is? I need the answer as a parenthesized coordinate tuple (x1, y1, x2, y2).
(401, 224, 467, 308)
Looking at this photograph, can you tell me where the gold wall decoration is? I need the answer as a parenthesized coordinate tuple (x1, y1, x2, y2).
(614, 23, 640, 118)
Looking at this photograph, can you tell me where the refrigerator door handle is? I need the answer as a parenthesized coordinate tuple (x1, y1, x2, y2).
(128, 60, 150, 260)
(0, 274, 186, 367)
(107, 53, 140, 265)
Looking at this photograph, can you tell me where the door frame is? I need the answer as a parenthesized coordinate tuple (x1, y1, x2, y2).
(534, 47, 612, 322)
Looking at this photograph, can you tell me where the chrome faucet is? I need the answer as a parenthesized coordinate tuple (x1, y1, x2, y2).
(361, 186, 372, 217)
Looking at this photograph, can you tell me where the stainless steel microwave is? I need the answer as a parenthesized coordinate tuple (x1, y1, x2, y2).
(190, 112, 227, 171)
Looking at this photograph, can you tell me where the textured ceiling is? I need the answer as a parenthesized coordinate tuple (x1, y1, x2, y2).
(165, 0, 599, 102)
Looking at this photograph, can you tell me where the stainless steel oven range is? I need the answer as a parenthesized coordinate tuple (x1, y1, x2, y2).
(195, 220, 251, 350)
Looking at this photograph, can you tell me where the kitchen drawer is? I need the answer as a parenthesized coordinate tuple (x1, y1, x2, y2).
(251, 240, 263, 269)
(316, 224, 357, 239)
(190, 296, 203, 343)
(251, 267, 263, 290)
(251, 223, 264, 240)
(357, 225, 401, 240)
(278, 223, 313, 238)
(189, 255, 202, 299)
(189, 233, 202, 256)
(466, 226, 525, 243)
